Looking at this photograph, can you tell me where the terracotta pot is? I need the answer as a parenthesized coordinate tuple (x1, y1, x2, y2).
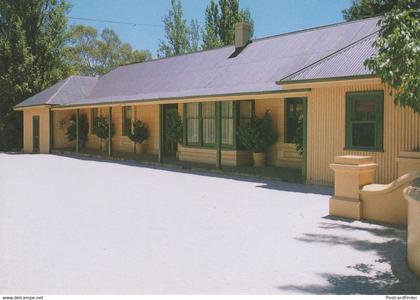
(101, 139, 108, 152)
(253, 152, 266, 167)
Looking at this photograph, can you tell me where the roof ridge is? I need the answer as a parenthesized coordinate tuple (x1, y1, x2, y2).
(112, 16, 381, 73)
(254, 16, 380, 43)
(45, 77, 73, 104)
(277, 30, 378, 83)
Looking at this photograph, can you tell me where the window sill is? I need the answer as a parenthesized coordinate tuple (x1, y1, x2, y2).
(344, 147, 384, 153)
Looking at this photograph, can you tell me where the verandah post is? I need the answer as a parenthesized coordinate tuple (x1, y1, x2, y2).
(49, 108, 54, 153)
(158, 104, 163, 163)
(216, 101, 222, 169)
(108, 107, 112, 157)
(75, 109, 79, 153)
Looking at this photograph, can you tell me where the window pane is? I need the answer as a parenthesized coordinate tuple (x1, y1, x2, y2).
(222, 102, 233, 145)
(240, 101, 252, 118)
(202, 102, 215, 145)
(186, 103, 200, 144)
(352, 123, 375, 147)
(352, 100, 376, 121)
(285, 98, 303, 143)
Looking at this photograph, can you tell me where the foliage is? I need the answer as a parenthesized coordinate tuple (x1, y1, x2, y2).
(157, 0, 200, 57)
(66, 114, 89, 148)
(166, 110, 183, 144)
(0, 0, 70, 151)
(202, 0, 254, 49)
(66, 25, 152, 76)
(236, 111, 277, 153)
(92, 116, 114, 140)
(294, 115, 304, 156)
(128, 120, 149, 145)
(365, 0, 420, 113)
(342, 0, 399, 20)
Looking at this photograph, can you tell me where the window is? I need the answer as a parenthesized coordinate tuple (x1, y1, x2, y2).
(122, 106, 132, 136)
(184, 100, 253, 148)
(346, 91, 384, 150)
(202, 102, 216, 145)
(285, 98, 303, 143)
(186, 103, 200, 145)
(221, 102, 235, 146)
(239, 100, 254, 126)
(90, 108, 98, 133)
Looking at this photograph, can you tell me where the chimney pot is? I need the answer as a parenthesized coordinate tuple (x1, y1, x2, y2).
(234, 22, 250, 49)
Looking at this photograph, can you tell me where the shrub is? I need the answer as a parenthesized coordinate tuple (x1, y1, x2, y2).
(237, 111, 277, 153)
(166, 110, 183, 144)
(294, 115, 304, 156)
(66, 114, 89, 148)
(128, 120, 149, 149)
(92, 116, 114, 141)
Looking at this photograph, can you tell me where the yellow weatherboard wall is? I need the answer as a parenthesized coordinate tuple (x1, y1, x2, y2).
(306, 82, 420, 185)
(23, 106, 50, 154)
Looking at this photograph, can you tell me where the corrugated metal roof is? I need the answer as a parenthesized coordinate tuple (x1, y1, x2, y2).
(15, 76, 98, 108)
(279, 32, 378, 83)
(16, 16, 380, 108)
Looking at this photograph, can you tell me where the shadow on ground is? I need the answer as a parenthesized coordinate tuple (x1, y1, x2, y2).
(278, 219, 420, 295)
(45, 153, 333, 195)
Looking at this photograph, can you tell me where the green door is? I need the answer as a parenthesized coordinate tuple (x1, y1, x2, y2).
(33, 115, 40, 153)
(163, 104, 179, 155)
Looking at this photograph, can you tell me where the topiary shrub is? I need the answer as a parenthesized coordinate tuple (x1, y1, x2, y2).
(66, 114, 89, 148)
(237, 111, 277, 153)
(128, 119, 149, 153)
(166, 110, 183, 145)
(92, 116, 114, 151)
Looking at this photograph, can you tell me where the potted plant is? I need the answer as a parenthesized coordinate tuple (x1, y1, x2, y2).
(237, 111, 277, 167)
(92, 116, 114, 151)
(66, 114, 89, 149)
(128, 120, 149, 154)
(166, 110, 183, 156)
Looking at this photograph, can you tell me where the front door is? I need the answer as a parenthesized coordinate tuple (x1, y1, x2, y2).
(163, 104, 179, 155)
(33, 115, 40, 153)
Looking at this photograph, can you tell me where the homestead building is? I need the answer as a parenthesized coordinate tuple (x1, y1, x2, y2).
(14, 17, 420, 185)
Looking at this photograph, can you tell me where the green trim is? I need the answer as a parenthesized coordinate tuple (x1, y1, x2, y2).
(277, 74, 377, 85)
(53, 88, 312, 110)
(182, 103, 187, 146)
(75, 109, 80, 153)
(108, 107, 112, 157)
(345, 90, 384, 151)
(49, 108, 54, 152)
(302, 97, 308, 182)
(158, 104, 164, 162)
(216, 101, 222, 169)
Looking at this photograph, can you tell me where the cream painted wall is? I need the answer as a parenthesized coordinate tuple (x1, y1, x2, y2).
(307, 83, 420, 185)
(255, 98, 303, 169)
(23, 107, 50, 154)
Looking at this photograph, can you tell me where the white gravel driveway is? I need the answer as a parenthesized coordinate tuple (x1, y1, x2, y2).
(0, 154, 418, 294)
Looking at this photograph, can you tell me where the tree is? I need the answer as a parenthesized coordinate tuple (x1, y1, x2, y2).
(66, 25, 151, 76)
(0, 0, 70, 151)
(202, 0, 254, 49)
(157, 0, 200, 57)
(128, 120, 149, 153)
(66, 114, 89, 148)
(365, 0, 420, 112)
(342, 0, 399, 21)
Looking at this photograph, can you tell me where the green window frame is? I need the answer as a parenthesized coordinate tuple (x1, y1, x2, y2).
(184, 100, 254, 149)
(122, 106, 132, 136)
(90, 108, 98, 133)
(345, 90, 384, 151)
(285, 98, 304, 143)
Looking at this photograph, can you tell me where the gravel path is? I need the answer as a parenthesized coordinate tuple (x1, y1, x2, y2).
(0, 154, 418, 294)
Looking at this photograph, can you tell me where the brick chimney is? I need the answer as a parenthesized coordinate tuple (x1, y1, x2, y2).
(234, 22, 251, 49)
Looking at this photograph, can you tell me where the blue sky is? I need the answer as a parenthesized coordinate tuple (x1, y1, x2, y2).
(68, 0, 353, 57)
